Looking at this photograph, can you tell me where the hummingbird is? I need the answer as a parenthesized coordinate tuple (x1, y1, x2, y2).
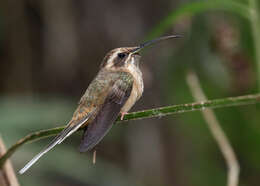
(19, 35, 181, 174)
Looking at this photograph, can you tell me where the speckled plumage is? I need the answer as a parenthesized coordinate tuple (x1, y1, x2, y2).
(19, 47, 143, 174)
(71, 69, 135, 127)
(20, 35, 180, 174)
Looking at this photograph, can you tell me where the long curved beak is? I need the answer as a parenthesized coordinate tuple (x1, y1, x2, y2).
(131, 35, 182, 54)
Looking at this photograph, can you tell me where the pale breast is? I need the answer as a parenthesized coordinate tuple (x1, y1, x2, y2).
(121, 64, 143, 112)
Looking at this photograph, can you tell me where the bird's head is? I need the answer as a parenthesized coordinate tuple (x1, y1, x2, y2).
(100, 35, 182, 71)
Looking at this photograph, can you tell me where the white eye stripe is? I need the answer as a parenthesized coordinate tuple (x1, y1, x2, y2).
(106, 52, 118, 68)
(104, 48, 136, 69)
(125, 53, 131, 64)
(130, 55, 135, 64)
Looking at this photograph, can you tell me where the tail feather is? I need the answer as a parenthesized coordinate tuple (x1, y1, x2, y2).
(18, 135, 63, 174)
(19, 110, 95, 174)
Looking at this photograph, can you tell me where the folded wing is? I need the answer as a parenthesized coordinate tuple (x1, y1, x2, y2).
(79, 76, 133, 152)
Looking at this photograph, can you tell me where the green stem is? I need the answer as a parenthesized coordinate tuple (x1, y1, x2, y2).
(186, 71, 239, 186)
(1, 93, 260, 168)
(249, 0, 260, 90)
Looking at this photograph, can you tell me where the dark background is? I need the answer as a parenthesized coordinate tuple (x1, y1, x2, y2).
(1, 0, 260, 185)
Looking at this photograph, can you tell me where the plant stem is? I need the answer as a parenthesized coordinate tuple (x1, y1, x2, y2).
(186, 71, 239, 186)
(0, 137, 20, 186)
(249, 0, 260, 90)
(1, 93, 260, 168)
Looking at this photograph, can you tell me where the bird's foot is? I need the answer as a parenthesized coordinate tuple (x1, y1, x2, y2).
(120, 112, 128, 120)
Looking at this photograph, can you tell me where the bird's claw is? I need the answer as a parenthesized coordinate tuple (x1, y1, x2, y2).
(120, 112, 128, 120)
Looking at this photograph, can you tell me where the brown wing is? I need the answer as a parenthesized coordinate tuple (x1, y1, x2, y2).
(79, 77, 133, 152)
(19, 70, 132, 174)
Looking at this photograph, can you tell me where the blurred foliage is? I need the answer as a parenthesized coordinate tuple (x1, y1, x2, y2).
(0, 0, 260, 186)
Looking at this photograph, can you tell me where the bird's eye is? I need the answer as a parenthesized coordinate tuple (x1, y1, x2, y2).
(118, 53, 126, 59)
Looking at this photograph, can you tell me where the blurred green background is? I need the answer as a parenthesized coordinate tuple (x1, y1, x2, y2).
(1, 0, 260, 185)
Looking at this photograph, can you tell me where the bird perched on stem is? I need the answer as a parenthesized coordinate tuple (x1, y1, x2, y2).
(19, 35, 181, 174)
